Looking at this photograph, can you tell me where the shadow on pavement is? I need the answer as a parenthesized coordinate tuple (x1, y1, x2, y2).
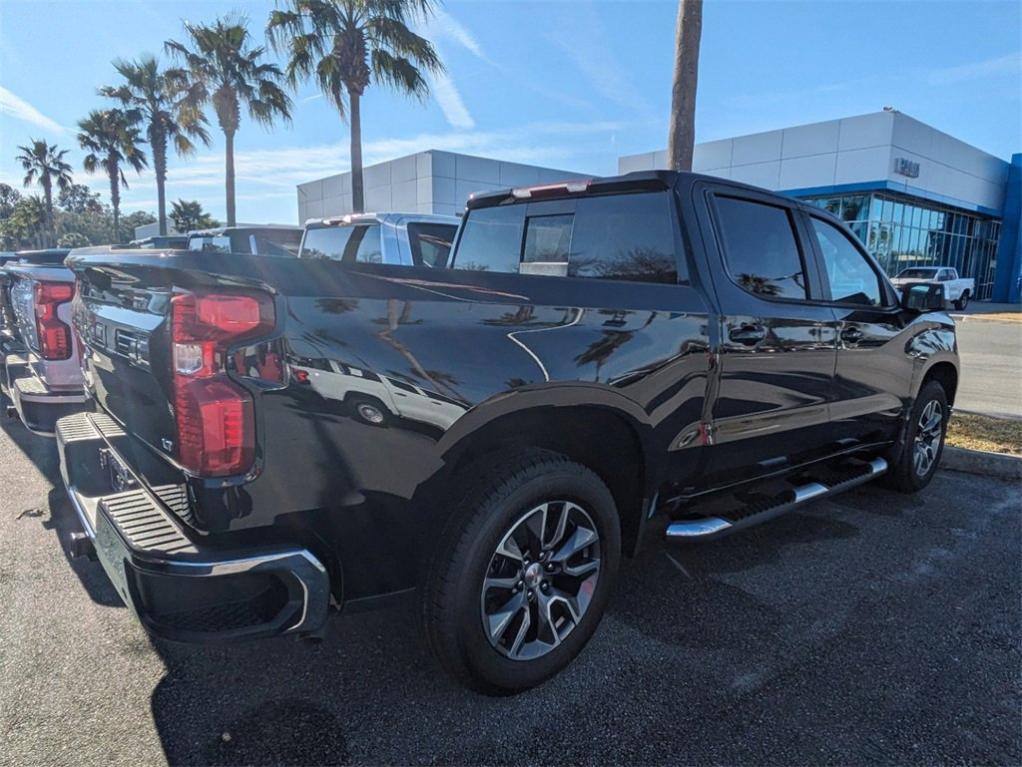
(143, 499, 871, 766)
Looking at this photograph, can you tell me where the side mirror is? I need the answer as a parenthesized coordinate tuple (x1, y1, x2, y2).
(900, 282, 946, 313)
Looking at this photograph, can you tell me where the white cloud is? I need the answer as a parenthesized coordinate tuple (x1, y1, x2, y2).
(0, 85, 67, 134)
(427, 7, 492, 65)
(544, 4, 648, 115)
(428, 71, 475, 130)
(926, 51, 1022, 85)
(114, 118, 632, 213)
(411, 8, 491, 130)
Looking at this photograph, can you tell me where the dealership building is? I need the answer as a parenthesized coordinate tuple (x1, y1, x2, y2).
(297, 110, 1021, 302)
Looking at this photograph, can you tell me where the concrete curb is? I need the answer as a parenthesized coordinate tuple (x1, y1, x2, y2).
(941, 446, 1022, 480)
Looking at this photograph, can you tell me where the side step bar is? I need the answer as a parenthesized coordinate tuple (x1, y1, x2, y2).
(666, 457, 888, 542)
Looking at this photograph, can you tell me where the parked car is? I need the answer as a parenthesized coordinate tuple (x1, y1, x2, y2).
(58, 171, 956, 694)
(299, 213, 460, 266)
(890, 266, 975, 310)
(187, 225, 303, 257)
(1, 250, 88, 434)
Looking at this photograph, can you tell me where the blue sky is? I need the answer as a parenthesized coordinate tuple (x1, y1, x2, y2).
(1, 0, 1019, 224)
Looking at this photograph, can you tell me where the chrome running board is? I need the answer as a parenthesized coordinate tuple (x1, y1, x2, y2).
(666, 457, 888, 541)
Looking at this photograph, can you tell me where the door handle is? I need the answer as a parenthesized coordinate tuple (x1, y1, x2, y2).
(841, 326, 864, 344)
(729, 324, 766, 345)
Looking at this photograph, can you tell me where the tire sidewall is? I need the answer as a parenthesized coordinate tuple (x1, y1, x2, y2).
(447, 465, 620, 693)
(901, 381, 949, 490)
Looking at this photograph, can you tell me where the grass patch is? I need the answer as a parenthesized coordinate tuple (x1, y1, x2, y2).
(959, 312, 1022, 322)
(946, 412, 1022, 455)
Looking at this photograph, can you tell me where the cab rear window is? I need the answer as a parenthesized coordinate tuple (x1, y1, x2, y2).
(452, 191, 683, 284)
(300, 225, 383, 263)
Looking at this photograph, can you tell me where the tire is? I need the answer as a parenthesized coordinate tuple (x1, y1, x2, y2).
(423, 449, 621, 695)
(345, 394, 390, 426)
(884, 380, 949, 493)
(954, 291, 970, 311)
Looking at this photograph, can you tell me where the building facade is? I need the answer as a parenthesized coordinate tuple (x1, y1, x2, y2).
(295, 111, 1019, 302)
(296, 150, 590, 223)
(619, 111, 1019, 301)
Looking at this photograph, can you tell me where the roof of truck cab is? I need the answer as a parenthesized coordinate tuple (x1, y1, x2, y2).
(304, 212, 460, 228)
(465, 169, 827, 215)
(188, 225, 301, 236)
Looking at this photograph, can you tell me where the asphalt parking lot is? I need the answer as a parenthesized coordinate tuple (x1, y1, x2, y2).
(1, 417, 1019, 766)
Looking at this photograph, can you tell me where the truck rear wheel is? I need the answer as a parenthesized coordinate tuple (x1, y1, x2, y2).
(885, 380, 948, 493)
(423, 450, 620, 694)
(954, 290, 970, 311)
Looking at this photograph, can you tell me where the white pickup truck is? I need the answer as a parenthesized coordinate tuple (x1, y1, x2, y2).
(890, 266, 975, 310)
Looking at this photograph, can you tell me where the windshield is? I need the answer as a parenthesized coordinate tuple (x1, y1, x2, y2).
(897, 268, 939, 279)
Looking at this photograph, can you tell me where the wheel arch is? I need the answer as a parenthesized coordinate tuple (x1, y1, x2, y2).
(419, 388, 655, 557)
(920, 360, 959, 407)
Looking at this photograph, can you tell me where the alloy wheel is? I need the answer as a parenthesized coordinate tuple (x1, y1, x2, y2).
(480, 501, 601, 661)
(913, 399, 944, 477)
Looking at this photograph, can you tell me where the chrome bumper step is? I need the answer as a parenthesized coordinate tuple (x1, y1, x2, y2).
(666, 457, 888, 541)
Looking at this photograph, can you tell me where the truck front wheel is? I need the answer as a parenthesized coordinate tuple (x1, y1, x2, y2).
(885, 380, 949, 493)
(423, 450, 620, 694)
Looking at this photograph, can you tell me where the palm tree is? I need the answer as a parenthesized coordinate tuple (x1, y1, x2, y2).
(267, 0, 443, 213)
(166, 17, 292, 227)
(667, 0, 702, 171)
(77, 109, 148, 243)
(16, 139, 73, 246)
(100, 55, 210, 235)
(170, 199, 218, 233)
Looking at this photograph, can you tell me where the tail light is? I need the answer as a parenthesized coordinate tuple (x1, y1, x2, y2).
(34, 281, 75, 360)
(170, 291, 274, 477)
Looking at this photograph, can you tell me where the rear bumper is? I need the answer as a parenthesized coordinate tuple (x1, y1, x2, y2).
(57, 411, 331, 643)
(9, 368, 88, 436)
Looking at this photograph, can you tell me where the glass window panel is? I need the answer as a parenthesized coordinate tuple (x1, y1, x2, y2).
(714, 196, 808, 300)
(841, 195, 865, 221)
(893, 202, 905, 225)
(569, 192, 681, 284)
(523, 214, 573, 266)
(811, 218, 882, 305)
(453, 205, 526, 273)
(299, 224, 383, 263)
(868, 195, 883, 221)
(407, 222, 457, 268)
(910, 206, 924, 228)
(881, 198, 894, 221)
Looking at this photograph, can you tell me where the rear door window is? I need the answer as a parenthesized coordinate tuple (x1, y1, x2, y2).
(713, 196, 809, 300)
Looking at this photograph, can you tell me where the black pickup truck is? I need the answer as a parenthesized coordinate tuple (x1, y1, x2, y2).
(58, 171, 956, 693)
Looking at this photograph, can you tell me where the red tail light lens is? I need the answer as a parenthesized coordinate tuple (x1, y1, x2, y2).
(34, 281, 75, 360)
(170, 291, 274, 477)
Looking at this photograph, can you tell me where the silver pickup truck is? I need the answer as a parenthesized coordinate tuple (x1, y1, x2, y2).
(1, 250, 88, 435)
(299, 212, 460, 266)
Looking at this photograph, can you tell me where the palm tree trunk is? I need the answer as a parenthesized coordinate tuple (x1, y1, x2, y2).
(667, 0, 703, 172)
(349, 89, 364, 214)
(42, 177, 54, 247)
(109, 163, 121, 244)
(225, 129, 236, 227)
(152, 127, 168, 236)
